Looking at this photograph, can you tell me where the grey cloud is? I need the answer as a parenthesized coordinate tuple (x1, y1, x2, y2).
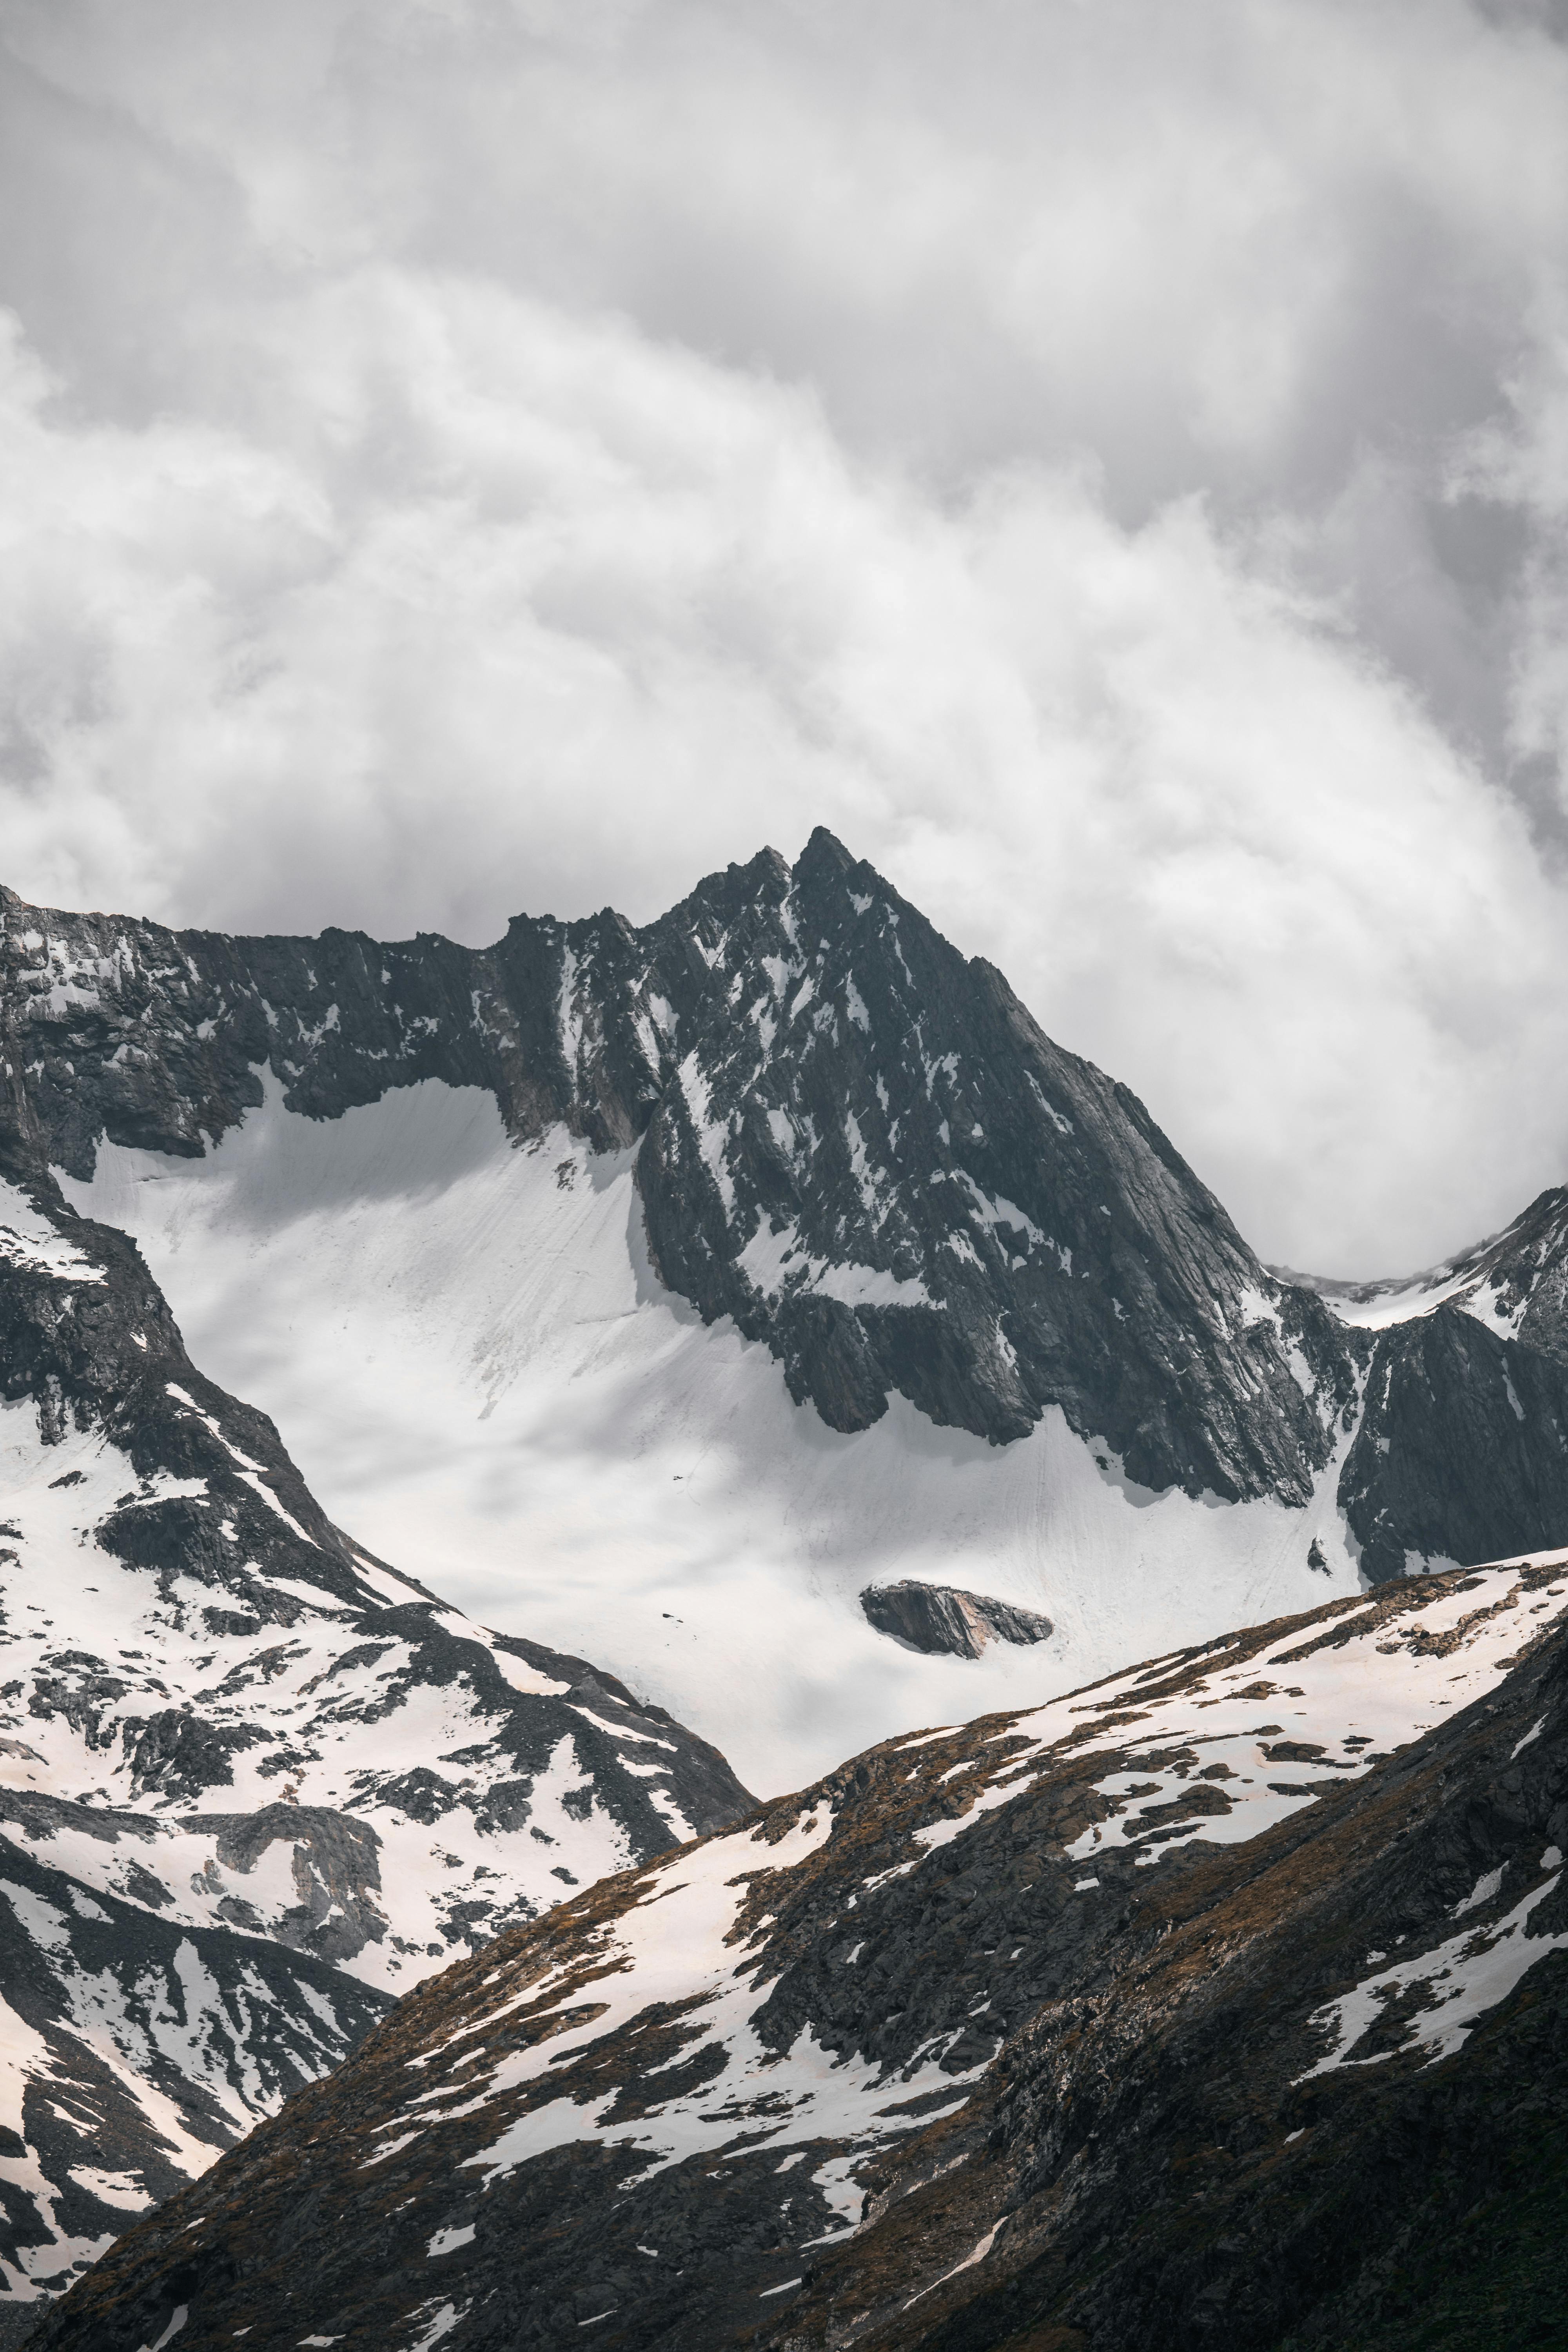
(1, 0, 1568, 1276)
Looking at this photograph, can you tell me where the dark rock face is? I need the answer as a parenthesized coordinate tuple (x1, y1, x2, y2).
(11, 833, 1568, 1577)
(859, 1580, 1053, 1657)
(1490, 1187, 1568, 1362)
(1342, 1305, 1568, 1583)
(0, 836, 1340, 1505)
(196, 1806, 390, 1966)
(34, 1561, 1568, 2352)
(1286, 1191, 1568, 1582)
(632, 833, 1335, 1503)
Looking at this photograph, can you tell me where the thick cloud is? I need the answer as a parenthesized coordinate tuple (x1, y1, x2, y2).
(2, 0, 1568, 1273)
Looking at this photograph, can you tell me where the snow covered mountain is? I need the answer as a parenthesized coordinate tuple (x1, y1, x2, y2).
(7, 832, 1568, 2344)
(0, 1163, 751, 2330)
(38, 1550, 1568, 2351)
(8, 828, 1340, 1491)
(9, 831, 1568, 1792)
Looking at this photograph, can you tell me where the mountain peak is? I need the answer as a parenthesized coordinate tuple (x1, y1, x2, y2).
(793, 822, 858, 880)
(7, 845, 1568, 1579)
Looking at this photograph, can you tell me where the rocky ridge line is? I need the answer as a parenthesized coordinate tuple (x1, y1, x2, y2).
(0, 833, 1348, 1507)
(14, 831, 1568, 1579)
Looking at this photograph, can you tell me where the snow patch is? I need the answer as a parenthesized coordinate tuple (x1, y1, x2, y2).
(1299, 1866, 1568, 2078)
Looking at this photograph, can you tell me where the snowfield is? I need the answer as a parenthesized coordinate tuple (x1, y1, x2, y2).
(64, 1075, 1370, 1795)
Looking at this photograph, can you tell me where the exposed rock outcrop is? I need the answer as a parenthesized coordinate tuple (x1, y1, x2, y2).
(859, 1579, 1053, 1656)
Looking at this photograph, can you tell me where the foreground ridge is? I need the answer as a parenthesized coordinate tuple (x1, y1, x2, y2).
(36, 1557, 1568, 2350)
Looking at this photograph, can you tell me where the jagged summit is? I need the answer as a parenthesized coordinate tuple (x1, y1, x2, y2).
(0, 835, 1343, 1502)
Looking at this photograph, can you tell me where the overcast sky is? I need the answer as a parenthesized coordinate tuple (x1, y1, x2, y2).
(4, 0, 1568, 1274)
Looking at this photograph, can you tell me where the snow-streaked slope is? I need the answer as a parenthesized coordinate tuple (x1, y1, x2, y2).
(0, 1396, 740, 1994)
(0, 1829, 383, 2315)
(333, 1554, 1568, 2214)
(0, 1162, 753, 2321)
(0, 1383, 396, 2311)
(41, 1556, 1568, 2352)
(64, 1074, 1368, 1796)
(0, 1384, 750, 2306)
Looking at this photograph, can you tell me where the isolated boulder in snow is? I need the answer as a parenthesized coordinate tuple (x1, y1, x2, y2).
(860, 1579, 1053, 1657)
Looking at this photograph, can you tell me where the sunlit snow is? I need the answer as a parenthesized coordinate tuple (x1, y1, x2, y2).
(63, 1075, 1371, 1793)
